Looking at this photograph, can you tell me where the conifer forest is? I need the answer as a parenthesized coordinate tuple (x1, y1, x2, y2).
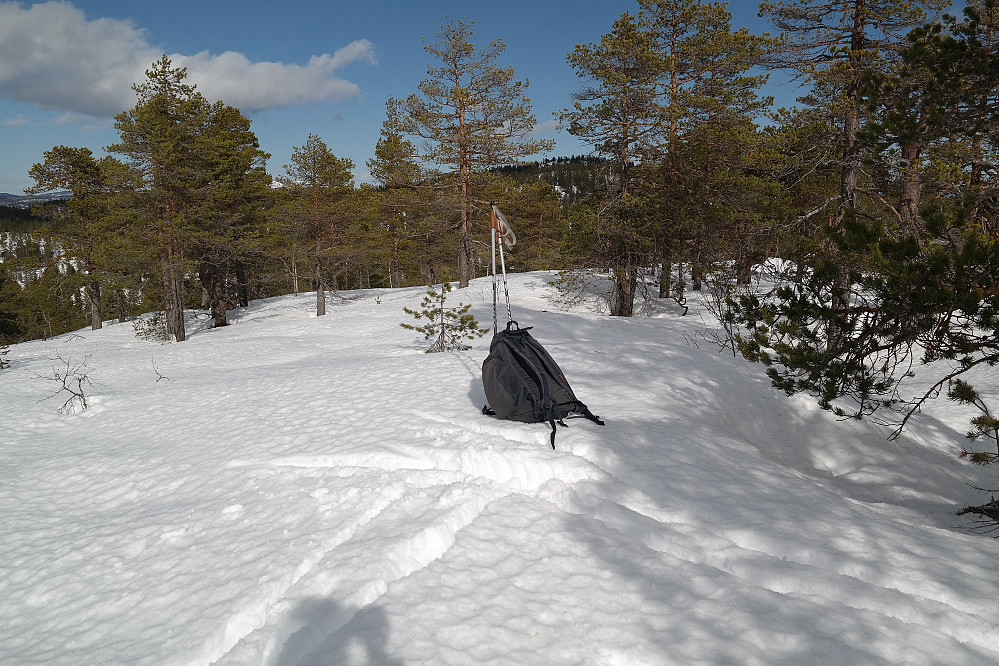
(4, 0, 999, 458)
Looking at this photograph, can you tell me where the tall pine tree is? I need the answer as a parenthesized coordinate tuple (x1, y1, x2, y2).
(388, 18, 553, 287)
(562, 12, 661, 316)
(279, 134, 354, 316)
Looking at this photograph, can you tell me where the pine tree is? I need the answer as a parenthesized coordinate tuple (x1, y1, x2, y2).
(949, 379, 999, 465)
(731, 2, 999, 445)
(563, 1, 775, 315)
(760, 0, 948, 216)
(194, 103, 271, 326)
(109, 56, 212, 342)
(388, 18, 554, 287)
(365, 126, 450, 287)
(109, 57, 274, 337)
(640, 0, 776, 294)
(562, 12, 661, 316)
(759, 0, 948, 346)
(401, 281, 488, 352)
(731, 192, 999, 443)
(26, 147, 134, 331)
(0, 260, 24, 345)
(279, 134, 354, 316)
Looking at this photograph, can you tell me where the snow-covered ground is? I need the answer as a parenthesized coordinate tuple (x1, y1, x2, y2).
(2, 272, 997, 665)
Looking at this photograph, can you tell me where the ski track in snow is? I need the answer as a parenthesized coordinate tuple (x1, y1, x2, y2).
(216, 423, 622, 665)
(3, 274, 999, 665)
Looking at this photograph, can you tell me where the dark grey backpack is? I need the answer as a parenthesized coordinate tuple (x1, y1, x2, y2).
(482, 321, 604, 448)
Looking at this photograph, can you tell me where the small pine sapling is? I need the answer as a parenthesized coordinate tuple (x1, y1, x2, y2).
(0, 344, 9, 370)
(549, 269, 591, 311)
(133, 312, 171, 342)
(949, 379, 999, 465)
(401, 282, 488, 352)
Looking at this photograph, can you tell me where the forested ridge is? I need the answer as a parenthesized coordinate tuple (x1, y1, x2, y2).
(4, 0, 999, 468)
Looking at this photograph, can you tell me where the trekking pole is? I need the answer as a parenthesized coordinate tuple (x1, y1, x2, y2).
(497, 223, 512, 325)
(491, 203, 515, 325)
(490, 202, 499, 334)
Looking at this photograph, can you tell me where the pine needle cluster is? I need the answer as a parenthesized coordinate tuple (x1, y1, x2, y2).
(950, 379, 999, 466)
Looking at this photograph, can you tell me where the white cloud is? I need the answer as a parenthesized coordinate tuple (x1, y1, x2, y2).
(1, 114, 29, 127)
(0, 1, 376, 117)
(175, 43, 376, 112)
(531, 119, 558, 135)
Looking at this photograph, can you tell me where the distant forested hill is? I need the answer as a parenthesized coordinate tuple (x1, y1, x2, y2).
(494, 156, 609, 209)
(0, 205, 45, 234)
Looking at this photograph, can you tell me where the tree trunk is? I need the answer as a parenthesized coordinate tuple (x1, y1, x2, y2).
(163, 264, 186, 342)
(828, 2, 866, 350)
(737, 256, 752, 285)
(198, 260, 229, 328)
(899, 141, 922, 227)
(659, 262, 672, 298)
(841, 0, 865, 214)
(234, 261, 249, 308)
(425, 232, 435, 284)
(610, 261, 637, 317)
(87, 280, 102, 330)
(114, 289, 129, 324)
(316, 267, 326, 317)
(315, 236, 326, 316)
(795, 256, 806, 286)
(390, 225, 400, 289)
(458, 222, 473, 288)
(736, 220, 752, 285)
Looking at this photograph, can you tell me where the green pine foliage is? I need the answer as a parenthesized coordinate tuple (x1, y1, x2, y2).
(131, 312, 171, 343)
(949, 379, 999, 466)
(108, 56, 272, 340)
(0, 232, 89, 342)
(278, 133, 355, 317)
(731, 196, 999, 438)
(387, 18, 554, 287)
(401, 282, 488, 353)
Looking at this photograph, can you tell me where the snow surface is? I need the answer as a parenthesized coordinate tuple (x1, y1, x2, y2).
(2, 272, 998, 665)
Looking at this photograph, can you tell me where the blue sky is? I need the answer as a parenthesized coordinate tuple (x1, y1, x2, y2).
(0, 1, 868, 194)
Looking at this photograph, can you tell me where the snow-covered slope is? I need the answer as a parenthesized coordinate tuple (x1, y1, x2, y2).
(2, 273, 997, 665)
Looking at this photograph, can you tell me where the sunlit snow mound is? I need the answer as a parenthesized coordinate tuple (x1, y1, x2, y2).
(2, 272, 998, 665)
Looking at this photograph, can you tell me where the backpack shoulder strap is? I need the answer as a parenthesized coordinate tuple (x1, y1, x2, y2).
(575, 402, 605, 426)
